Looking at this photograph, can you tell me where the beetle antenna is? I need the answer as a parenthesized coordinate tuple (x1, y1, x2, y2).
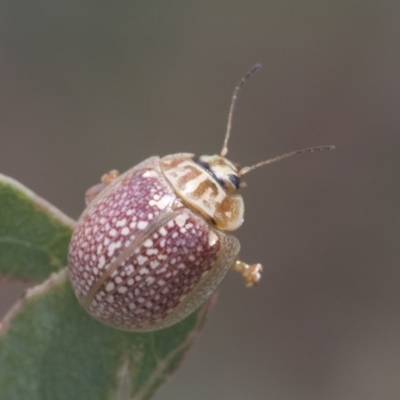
(220, 63, 262, 157)
(239, 145, 335, 176)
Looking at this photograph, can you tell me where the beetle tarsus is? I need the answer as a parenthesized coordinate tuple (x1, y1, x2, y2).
(101, 169, 120, 185)
(232, 260, 262, 287)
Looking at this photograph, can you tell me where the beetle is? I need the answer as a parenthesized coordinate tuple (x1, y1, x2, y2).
(68, 64, 334, 331)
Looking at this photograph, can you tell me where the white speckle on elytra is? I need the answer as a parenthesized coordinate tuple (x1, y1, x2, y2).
(121, 227, 130, 235)
(125, 265, 134, 275)
(107, 241, 121, 257)
(115, 276, 122, 284)
(143, 239, 153, 247)
(150, 260, 160, 269)
(139, 267, 149, 275)
(146, 276, 155, 285)
(105, 282, 115, 292)
(129, 303, 136, 310)
(159, 227, 167, 236)
(143, 170, 158, 178)
(118, 286, 127, 294)
(106, 295, 114, 303)
(98, 256, 106, 269)
(157, 267, 167, 275)
(127, 278, 134, 285)
(138, 255, 148, 265)
(129, 221, 137, 229)
(96, 244, 103, 254)
(145, 300, 153, 309)
(138, 221, 148, 230)
(146, 249, 158, 256)
(109, 229, 117, 237)
(175, 213, 189, 227)
(116, 218, 127, 227)
(150, 194, 172, 210)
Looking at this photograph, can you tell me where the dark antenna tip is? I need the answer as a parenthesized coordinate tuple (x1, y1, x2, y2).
(220, 63, 262, 157)
(239, 145, 335, 176)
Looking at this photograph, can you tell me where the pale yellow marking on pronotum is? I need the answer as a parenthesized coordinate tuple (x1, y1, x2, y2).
(161, 157, 244, 231)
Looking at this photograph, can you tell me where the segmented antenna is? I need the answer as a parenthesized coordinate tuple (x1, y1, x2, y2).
(239, 145, 335, 176)
(220, 63, 262, 157)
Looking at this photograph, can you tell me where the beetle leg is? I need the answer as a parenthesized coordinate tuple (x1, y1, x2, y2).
(101, 169, 120, 185)
(232, 260, 263, 287)
(85, 170, 120, 205)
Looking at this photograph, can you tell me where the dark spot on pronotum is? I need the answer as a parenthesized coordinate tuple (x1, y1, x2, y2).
(194, 157, 226, 189)
(194, 157, 211, 172)
(228, 174, 240, 190)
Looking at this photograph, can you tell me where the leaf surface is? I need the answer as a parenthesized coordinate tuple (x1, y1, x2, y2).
(0, 174, 75, 282)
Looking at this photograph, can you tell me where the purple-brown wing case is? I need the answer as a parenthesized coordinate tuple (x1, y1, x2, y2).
(68, 156, 240, 331)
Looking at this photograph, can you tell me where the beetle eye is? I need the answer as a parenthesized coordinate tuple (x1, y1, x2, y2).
(228, 174, 240, 190)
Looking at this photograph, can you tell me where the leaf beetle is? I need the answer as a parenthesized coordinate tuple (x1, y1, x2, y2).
(68, 64, 334, 331)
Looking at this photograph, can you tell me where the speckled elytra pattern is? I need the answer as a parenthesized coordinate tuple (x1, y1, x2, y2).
(87, 209, 221, 330)
(68, 157, 240, 331)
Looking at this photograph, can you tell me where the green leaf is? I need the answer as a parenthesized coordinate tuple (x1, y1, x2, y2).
(0, 269, 211, 400)
(0, 174, 75, 282)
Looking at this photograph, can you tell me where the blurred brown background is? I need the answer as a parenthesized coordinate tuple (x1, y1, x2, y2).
(1, 1, 399, 399)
